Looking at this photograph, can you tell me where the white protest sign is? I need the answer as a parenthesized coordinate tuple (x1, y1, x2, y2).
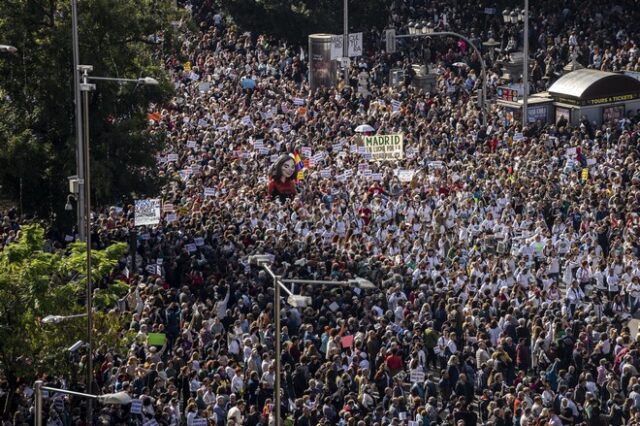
(204, 187, 216, 197)
(134, 199, 161, 227)
(301, 147, 312, 158)
(331, 32, 363, 59)
(194, 237, 205, 246)
(371, 173, 383, 181)
(130, 399, 142, 414)
(192, 419, 208, 426)
(167, 153, 179, 162)
(363, 134, 404, 161)
(185, 243, 197, 253)
(165, 213, 177, 223)
(186, 140, 197, 149)
(396, 169, 415, 182)
(410, 370, 425, 383)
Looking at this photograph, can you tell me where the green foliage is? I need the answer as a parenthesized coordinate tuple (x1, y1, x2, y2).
(224, 0, 388, 44)
(0, 0, 182, 220)
(0, 224, 130, 385)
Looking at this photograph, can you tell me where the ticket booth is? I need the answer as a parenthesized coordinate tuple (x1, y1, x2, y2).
(548, 69, 640, 126)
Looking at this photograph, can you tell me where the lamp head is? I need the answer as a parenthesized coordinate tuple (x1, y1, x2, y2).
(68, 340, 85, 352)
(248, 254, 274, 266)
(287, 295, 311, 308)
(138, 77, 159, 86)
(502, 8, 511, 23)
(0, 45, 17, 54)
(350, 277, 376, 290)
(42, 315, 64, 324)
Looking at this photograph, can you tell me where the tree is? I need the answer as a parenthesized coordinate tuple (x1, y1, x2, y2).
(0, 224, 130, 406)
(0, 0, 182, 224)
(223, 0, 389, 45)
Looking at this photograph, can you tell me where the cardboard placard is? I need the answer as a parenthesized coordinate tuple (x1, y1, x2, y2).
(147, 332, 166, 346)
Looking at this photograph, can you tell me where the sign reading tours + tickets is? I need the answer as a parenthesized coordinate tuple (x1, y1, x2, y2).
(362, 134, 403, 161)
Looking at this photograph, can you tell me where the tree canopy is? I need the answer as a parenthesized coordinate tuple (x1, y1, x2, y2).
(0, 0, 181, 224)
(224, 0, 389, 44)
(0, 224, 130, 390)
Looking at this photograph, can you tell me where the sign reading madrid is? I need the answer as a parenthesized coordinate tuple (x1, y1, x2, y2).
(362, 134, 404, 161)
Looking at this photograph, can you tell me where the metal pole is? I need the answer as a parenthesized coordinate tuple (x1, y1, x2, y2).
(81, 68, 94, 426)
(129, 229, 137, 275)
(397, 31, 488, 125)
(522, 0, 529, 128)
(71, 0, 85, 242)
(342, 0, 348, 88)
(41, 386, 99, 400)
(273, 267, 281, 425)
(34, 380, 43, 426)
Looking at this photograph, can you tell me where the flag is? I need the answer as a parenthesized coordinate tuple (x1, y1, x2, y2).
(293, 152, 304, 171)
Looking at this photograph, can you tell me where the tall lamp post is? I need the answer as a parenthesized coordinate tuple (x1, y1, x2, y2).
(34, 381, 131, 426)
(342, 0, 349, 87)
(398, 22, 488, 125)
(248, 255, 375, 425)
(71, 0, 86, 242)
(502, 4, 529, 127)
(76, 65, 158, 425)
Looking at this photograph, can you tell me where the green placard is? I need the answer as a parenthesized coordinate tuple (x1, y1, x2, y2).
(147, 332, 166, 346)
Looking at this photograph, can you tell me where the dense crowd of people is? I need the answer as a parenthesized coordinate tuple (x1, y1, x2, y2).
(4, 0, 640, 425)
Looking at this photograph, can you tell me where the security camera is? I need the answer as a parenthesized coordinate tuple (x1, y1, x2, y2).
(68, 340, 84, 353)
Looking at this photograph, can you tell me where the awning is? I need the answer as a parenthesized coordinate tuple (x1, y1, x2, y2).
(548, 69, 640, 105)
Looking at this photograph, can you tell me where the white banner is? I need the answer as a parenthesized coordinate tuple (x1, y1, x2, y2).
(331, 33, 363, 59)
(363, 134, 404, 161)
(134, 199, 161, 227)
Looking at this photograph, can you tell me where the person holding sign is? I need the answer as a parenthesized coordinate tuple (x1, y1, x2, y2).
(267, 154, 297, 202)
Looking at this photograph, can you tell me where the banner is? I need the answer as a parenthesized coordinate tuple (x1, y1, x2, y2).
(134, 199, 161, 226)
(362, 134, 403, 161)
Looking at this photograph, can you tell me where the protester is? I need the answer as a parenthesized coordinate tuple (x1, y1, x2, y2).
(4, 1, 640, 426)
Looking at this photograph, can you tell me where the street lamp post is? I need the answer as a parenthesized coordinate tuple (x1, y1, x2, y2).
(76, 65, 158, 425)
(342, 0, 349, 88)
(503, 3, 529, 128)
(522, 0, 529, 128)
(248, 255, 375, 425)
(34, 380, 131, 426)
(71, 0, 85, 242)
(398, 23, 488, 125)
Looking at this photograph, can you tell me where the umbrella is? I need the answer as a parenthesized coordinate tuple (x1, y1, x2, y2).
(452, 62, 468, 68)
(355, 124, 375, 133)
